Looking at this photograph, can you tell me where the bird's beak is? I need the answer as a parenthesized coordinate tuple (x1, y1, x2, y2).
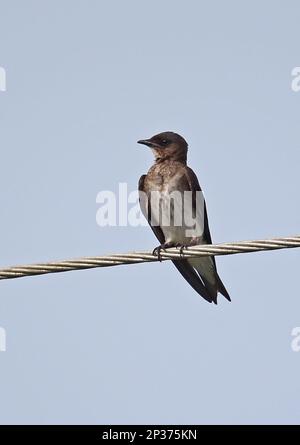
(137, 139, 159, 148)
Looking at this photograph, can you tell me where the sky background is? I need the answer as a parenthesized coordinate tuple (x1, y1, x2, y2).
(0, 0, 300, 425)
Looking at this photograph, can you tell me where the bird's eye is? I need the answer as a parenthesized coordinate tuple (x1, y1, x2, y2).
(161, 139, 168, 145)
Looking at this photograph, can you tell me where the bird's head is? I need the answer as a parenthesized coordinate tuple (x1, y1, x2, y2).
(137, 131, 188, 163)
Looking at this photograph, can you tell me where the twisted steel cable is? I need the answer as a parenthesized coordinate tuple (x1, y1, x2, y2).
(0, 235, 299, 281)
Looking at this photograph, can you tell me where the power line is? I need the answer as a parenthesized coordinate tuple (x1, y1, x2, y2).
(0, 235, 299, 281)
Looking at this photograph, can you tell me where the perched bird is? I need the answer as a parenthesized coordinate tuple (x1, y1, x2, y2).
(138, 131, 230, 304)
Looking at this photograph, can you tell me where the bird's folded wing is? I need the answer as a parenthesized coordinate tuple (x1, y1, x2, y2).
(138, 174, 213, 303)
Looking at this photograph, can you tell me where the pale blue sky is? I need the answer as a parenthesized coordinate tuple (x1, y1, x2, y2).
(0, 0, 300, 424)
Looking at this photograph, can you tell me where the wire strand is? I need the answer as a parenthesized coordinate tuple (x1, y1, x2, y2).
(0, 235, 299, 281)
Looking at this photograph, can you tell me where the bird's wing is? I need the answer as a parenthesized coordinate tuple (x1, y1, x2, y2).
(138, 175, 165, 244)
(138, 174, 213, 303)
(185, 167, 231, 302)
(184, 167, 212, 244)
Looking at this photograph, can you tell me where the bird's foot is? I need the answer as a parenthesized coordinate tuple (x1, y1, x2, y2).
(177, 238, 200, 258)
(178, 244, 188, 258)
(152, 242, 176, 262)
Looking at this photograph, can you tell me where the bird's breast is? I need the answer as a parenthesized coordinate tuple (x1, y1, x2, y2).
(146, 167, 183, 193)
(144, 165, 204, 244)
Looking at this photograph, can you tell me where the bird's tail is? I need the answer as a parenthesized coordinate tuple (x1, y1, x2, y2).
(190, 256, 231, 304)
(200, 272, 231, 304)
(216, 273, 231, 302)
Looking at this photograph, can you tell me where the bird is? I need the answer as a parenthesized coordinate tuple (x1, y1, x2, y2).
(138, 131, 230, 304)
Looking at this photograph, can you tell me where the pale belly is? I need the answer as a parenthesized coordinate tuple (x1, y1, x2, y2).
(149, 189, 205, 244)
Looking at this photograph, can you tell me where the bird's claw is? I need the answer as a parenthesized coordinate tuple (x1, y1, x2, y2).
(153, 242, 175, 262)
(177, 238, 200, 257)
(153, 243, 189, 261)
(178, 244, 188, 258)
(152, 245, 163, 261)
